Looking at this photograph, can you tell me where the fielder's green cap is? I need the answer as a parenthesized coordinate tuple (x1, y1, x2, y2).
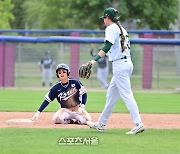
(100, 7, 119, 19)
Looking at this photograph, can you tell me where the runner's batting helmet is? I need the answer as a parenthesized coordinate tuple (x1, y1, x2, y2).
(56, 63, 70, 77)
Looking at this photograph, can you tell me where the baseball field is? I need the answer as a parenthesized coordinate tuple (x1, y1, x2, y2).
(0, 88, 180, 154)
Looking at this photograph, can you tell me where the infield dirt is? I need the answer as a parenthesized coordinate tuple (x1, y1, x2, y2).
(0, 112, 180, 129)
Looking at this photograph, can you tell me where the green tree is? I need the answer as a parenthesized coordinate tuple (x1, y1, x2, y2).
(0, 0, 14, 29)
(23, 0, 108, 29)
(121, 0, 178, 29)
(10, 0, 25, 29)
(66, 0, 109, 29)
(23, 0, 178, 30)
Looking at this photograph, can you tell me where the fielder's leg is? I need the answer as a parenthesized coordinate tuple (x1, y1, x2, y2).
(42, 69, 46, 86)
(98, 77, 120, 124)
(97, 68, 108, 89)
(48, 69, 53, 86)
(114, 60, 144, 134)
(87, 77, 120, 132)
(102, 67, 109, 88)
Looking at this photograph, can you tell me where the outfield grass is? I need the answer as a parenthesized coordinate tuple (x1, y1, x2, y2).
(0, 89, 180, 113)
(0, 128, 179, 154)
(14, 75, 180, 90)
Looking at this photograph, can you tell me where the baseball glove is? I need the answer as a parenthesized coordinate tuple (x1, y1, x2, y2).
(79, 61, 92, 79)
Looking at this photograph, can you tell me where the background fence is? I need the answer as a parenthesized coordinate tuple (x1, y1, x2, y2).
(0, 29, 180, 91)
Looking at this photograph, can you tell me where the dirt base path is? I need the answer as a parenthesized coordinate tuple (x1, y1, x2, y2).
(0, 112, 180, 129)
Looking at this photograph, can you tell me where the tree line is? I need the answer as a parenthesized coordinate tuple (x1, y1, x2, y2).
(0, 0, 178, 30)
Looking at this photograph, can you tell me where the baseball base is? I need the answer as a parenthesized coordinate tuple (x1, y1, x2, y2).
(6, 118, 34, 124)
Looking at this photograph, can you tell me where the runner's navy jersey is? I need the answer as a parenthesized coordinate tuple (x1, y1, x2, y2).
(44, 78, 87, 108)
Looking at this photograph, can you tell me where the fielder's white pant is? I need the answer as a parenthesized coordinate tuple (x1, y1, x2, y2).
(42, 68, 53, 83)
(98, 58, 142, 125)
(97, 67, 109, 89)
(52, 108, 92, 124)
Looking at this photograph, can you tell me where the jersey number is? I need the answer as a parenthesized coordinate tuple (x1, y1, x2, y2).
(125, 35, 130, 49)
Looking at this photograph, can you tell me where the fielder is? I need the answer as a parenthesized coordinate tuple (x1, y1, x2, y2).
(79, 7, 145, 134)
(38, 51, 55, 87)
(32, 63, 92, 124)
(90, 47, 109, 89)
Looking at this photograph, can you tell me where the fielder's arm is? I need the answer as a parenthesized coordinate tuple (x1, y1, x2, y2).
(91, 41, 112, 64)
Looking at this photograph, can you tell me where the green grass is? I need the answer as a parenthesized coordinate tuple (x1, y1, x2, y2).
(0, 128, 179, 154)
(0, 89, 180, 154)
(0, 89, 180, 113)
(13, 74, 180, 90)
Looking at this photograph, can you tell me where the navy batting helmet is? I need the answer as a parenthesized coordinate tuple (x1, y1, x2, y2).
(56, 63, 70, 78)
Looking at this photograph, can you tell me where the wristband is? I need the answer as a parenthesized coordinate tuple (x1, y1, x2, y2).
(93, 54, 101, 61)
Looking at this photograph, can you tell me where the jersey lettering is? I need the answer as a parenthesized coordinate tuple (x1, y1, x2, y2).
(58, 87, 77, 101)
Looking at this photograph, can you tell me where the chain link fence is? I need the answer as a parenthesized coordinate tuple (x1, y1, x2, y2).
(9, 42, 179, 91)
